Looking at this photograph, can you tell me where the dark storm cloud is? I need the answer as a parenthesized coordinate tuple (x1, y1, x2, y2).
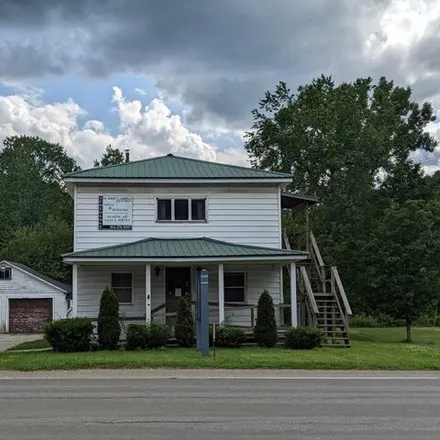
(0, 0, 437, 128)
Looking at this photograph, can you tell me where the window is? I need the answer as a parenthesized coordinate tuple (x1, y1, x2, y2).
(0, 267, 11, 280)
(191, 199, 206, 221)
(157, 199, 172, 221)
(111, 273, 133, 304)
(175, 199, 189, 221)
(224, 272, 246, 303)
(157, 198, 206, 222)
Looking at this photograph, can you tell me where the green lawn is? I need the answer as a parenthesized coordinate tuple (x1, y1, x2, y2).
(1, 327, 439, 371)
(6, 339, 50, 351)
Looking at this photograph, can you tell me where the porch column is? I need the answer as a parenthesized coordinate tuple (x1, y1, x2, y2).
(218, 263, 225, 324)
(72, 264, 78, 317)
(290, 262, 298, 328)
(145, 264, 151, 323)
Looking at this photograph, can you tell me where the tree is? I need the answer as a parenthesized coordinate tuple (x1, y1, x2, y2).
(245, 76, 437, 312)
(0, 136, 78, 250)
(97, 287, 121, 349)
(175, 297, 195, 347)
(0, 216, 73, 282)
(254, 290, 278, 347)
(93, 145, 125, 167)
(364, 200, 440, 342)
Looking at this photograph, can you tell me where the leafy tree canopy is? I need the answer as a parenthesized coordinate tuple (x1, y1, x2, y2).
(93, 144, 125, 167)
(363, 200, 440, 341)
(0, 136, 78, 249)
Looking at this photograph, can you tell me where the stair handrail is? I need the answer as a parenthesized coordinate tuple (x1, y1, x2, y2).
(310, 231, 325, 267)
(330, 266, 352, 316)
(299, 266, 319, 315)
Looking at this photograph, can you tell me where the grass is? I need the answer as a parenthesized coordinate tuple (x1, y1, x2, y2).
(1, 327, 439, 371)
(6, 338, 50, 351)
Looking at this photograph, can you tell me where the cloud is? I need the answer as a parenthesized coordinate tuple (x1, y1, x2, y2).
(2, 0, 440, 130)
(0, 86, 248, 168)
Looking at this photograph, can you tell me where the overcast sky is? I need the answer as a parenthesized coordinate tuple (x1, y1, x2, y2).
(1, 0, 440, 170)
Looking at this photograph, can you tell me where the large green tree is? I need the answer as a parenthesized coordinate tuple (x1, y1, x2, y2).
(0, 136, 79, 249)
(0, 216, 73, 281)
(93, 144, 125, 167)
(364, 200, 440, 341)
(245, 76, 437, 311)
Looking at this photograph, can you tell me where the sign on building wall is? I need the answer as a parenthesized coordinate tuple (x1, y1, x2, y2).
(98, 195, 133, 230)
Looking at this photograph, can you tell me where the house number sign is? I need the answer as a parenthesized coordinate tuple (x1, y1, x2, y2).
(98, 195, 133, 230)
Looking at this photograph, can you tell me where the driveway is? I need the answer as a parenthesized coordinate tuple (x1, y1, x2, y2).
(0, 372, 439, 439)
(0, 334, 42, 351)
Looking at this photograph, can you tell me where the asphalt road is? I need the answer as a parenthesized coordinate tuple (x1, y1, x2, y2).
(0, 375, 439, 439)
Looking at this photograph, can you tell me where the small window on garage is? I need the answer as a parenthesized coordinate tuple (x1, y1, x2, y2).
(111, 273, 133, 304)
(0, 267, 12, 280)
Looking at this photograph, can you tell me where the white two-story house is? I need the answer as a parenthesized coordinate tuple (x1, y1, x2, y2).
(62, 153, 310, 330)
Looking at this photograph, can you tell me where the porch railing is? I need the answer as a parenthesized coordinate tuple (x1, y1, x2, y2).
(151, 300, 293, 329)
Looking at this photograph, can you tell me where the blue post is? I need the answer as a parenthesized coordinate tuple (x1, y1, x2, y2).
(196, 269, 201, 349)
(197, 269, 209, 356)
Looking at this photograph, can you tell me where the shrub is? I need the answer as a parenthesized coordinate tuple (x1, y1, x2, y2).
(349, 314, 380, 328)
(284, 326, 322, 349)
(44, 318, 94, 352)
(254, 290, 278, 347)
(175, 297, 195, 347)
(97, 286, 121, 350)
(125, 323, 171, 350)
(349, 313, 404, 328)
(212, 325, 246, 348)
(148, 323, 171, 348)
(126, 324, 149, 350)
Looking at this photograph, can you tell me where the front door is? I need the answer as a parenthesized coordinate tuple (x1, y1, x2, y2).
(165, 267, 191, 327)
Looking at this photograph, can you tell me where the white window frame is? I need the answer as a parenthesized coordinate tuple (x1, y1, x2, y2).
(110, 271, 134, 305)
(0, 267, 12, 281)
(156, 197, 207, 222)
(224, 272, 247, 304)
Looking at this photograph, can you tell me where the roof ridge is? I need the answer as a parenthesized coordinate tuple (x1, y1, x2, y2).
(64, 154, 292, 179)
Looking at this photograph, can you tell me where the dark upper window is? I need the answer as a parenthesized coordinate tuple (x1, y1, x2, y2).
(0, 267, 12, 280)
(157, 198, 206, 222)
(157, 199, 172, 221)
(174, 199, 189, 221)
(191, 199, 206, 221)
(111, 272, 133, 304)
(224, 272, 246, 303)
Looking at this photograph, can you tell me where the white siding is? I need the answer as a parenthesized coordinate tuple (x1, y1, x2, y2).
(76, 263, 283, 328)
(77, 264, 165, 322)
(75, 184, 281, 251)
(0, 267, 68, 333)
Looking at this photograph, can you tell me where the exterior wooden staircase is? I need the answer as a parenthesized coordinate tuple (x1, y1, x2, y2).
(284, 230, 352, 347)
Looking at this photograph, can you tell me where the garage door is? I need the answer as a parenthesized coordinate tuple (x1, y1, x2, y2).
(9, 299, 53, 333)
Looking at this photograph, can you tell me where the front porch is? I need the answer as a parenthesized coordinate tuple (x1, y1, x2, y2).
(71, 261, 301, 331)
(64, 237, 309, 331)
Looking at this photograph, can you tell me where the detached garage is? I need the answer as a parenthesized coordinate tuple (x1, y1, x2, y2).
(0, 261, 71, 333)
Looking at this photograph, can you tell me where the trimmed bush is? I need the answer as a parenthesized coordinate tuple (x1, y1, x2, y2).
(254, 290, 278, 348)
(216, 325, 246, 348)
(126, 324, 149, 350)
(125, 323, 171, 350)
(44, 318, 94, 352)
(284, 326, 322, 349)
(175, 297, 195, 347)
(97, 286, 121, 350)
(148, 323, 171, 348)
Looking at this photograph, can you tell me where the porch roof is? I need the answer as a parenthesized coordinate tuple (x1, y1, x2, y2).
(63, 237, 308, 263)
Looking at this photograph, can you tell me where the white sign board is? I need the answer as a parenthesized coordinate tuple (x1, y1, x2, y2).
(98, 195, 133, 230)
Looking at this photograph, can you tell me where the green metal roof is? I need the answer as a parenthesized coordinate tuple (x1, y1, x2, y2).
(63, 237, 307, 260)
(64, 154, 291, 180)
